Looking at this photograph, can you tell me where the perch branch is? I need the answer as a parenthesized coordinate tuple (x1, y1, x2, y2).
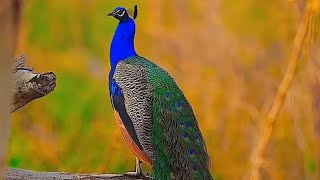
(5, 168, 144, 180)
(11, 55, 56, 112)
(249, 1, 319, 180)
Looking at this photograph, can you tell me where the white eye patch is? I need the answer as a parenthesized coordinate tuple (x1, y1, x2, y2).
(118, 10, 126, 17)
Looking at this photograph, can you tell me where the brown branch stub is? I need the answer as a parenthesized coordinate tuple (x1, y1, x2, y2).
(11, 55, 57, 112)
(5, 168, 143, 180)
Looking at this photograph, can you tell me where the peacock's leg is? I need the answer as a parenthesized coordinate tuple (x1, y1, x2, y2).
(124, 157, 144, 178)
(135, 158, 142, 175)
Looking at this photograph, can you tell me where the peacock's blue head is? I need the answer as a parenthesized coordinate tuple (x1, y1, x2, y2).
(107, 6, 138, 22)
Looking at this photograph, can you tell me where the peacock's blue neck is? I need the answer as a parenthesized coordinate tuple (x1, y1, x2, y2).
(110, 18, 137, 68)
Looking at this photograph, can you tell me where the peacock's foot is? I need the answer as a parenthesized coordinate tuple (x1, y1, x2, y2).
(123, 171, 151, 179)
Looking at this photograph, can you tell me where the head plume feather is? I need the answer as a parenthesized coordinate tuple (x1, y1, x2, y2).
(127, 5, 138, 20)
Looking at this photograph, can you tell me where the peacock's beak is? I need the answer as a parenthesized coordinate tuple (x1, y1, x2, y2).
(107, 10, 117, 17)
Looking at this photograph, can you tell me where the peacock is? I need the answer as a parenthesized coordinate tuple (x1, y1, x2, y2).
(107, 5, 213, 180)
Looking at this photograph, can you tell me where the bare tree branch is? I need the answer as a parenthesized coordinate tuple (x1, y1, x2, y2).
(248, 1, 320, 179)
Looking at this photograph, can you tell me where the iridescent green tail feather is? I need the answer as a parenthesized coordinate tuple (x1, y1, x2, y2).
(115, 56, 213, 179)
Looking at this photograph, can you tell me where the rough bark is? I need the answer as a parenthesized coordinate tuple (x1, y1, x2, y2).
(5, 168, 145, 180)
(11, 55, 56, 112)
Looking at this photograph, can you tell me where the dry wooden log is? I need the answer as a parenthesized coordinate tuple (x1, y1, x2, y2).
(11, 55, 56, 112)
(5, 168, 146, 180)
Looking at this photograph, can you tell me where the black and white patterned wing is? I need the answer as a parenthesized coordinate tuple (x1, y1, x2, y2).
(113, 61, 155, 161)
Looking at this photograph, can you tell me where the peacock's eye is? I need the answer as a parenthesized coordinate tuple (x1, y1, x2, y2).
(118, 10, 126, 17)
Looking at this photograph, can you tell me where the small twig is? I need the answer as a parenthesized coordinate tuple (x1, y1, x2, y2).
(248, 1, 319, 179)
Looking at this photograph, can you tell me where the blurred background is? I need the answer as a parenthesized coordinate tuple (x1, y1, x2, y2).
(9, 0, 320, 179)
